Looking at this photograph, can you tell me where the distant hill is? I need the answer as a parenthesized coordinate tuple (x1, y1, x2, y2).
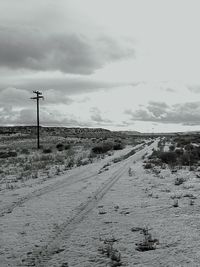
(115, 130, 141, 136)
(1, 126, 198, 139)
(0, 126, 124, 139)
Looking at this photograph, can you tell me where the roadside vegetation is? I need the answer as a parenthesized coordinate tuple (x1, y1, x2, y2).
(145, 135, 200, 170)
(0, 131, 145, 191)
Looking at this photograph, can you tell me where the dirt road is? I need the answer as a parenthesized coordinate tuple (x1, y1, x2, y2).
(0, 140, 157, 267)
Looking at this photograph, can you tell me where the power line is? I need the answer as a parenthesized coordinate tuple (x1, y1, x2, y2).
(31, 90, 44, 149)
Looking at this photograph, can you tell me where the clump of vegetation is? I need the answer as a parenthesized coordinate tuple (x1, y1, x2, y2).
(169, 145, 175, 151)
(55, 166, 62, 175)
(21, 148, 30, 155)
(174, 177, 185, 186)
(64, 144, 71, 150)
(92, 142, 113, 154)
(66, 157, 74, 168)
(113, 142, 124, 150)
(128, 167, 133, 176)
(43, 148, 52, 154)
(189, 199, 195, 206)
(0, 150, 17, 158)
(159, 151, 177, 164)
(91, 139, 125, 155)
(143, 163, 153, 169)
(173, 199, 179, 207)
(56, 143, 64, 151)
(98, 236, 122, 266)
(135, 227, 159, 252)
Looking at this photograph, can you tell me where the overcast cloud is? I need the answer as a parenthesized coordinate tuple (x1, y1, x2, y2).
(125, 101, 200, 126)
(0, 26, 134, 74)
(1, 0, 200, 132)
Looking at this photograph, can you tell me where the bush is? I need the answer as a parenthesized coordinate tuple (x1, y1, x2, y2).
(169, 145, 175, 151)
(143, 163, 153, 169)
(184, 144, 194, 151)
(148, 150, 160, 159)
(56, 143, 64, 151)
(92, 142, 113, 154)
(179, 153, 190, 165)
(113, 142, 124, 150)
(135, 227, 159, 251)
(0, 150, 17, 158)
(175, 148, 184, 156)
(64, 144, 71, 150)
(175, 177, 185, 185)
(43, 148, 52, 154)
(21, 148, 30, 155)
(67, 158, 74, 168)
(159, 152, 177, 164)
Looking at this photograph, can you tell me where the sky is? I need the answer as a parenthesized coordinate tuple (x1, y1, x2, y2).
(1, 0, 200, 133)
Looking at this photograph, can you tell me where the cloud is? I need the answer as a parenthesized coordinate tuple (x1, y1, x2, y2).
(147, 101, 169, 117)
(90, 107, 112, 124)
(164, 88, 176, 93)
(187, 84, 200, 93)
(0, 87, 31, 107)
(0, 106, 93, 127)
(0, 87, 73, 107)
(0, 26, 135, 74)
(0, 75, 125, 96)
(125, 101, 200, 126)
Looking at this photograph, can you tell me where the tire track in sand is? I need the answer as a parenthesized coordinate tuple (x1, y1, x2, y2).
(22, 142, 156, 267)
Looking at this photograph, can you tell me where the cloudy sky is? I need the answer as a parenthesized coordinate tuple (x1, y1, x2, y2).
(1, 0, 200, 132)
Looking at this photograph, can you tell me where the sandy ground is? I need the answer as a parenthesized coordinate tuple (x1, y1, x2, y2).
(2, 139, 200, 266)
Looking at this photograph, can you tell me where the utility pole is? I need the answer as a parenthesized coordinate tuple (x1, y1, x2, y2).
(31, 90, 44, 149)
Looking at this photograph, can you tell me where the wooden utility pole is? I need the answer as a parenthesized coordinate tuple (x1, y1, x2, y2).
(31, 91, 44, 149)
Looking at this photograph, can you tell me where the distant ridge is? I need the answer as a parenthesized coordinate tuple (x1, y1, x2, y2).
(115, 130, 141, 135)
(0, 126, 199, 138)
(0, 126, 122, 139)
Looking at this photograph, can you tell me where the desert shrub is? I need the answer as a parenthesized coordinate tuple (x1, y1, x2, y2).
(23, 163, 32, 171)
(0, 150, 17, 158)
(31, 171, 38, 179)
(98, 237, 121, 266)
(92, 142, 113, 154)
(67, 158, 74, 168)
(143, 163, 153, 169)
(148, 158, 162, 166)
(175, 148, 184, 156)
(21, 148, 30, 155)
(64, 144, 71, 150)
(184, 144, 194, 151)
(113, 142, 124, 150)
(80, 158, 90, 166)
(173, 199, 179, 207)
(158, 151, 177, 164)
(88, 151, 97, 159)
(175, 137, 191, 146)
(174, 177, 185, 185)
(55, 166, 61, 175)
(169, 145, 175, 151)
(54, 154, 65, 164)
(148, 150, 160, 159)
(113, 158, 121, 163)
(43, 148, 52, 154)
(135, 227, 159, 251)
(189, 151, 199, 165)
(56, 143, 64, 151)
(179, 152, 190, 165)
(76, 157, 83, 167)
(176, 142, 181, 148)
(40, 154, 53, 161)
(122, 148, 136, 160)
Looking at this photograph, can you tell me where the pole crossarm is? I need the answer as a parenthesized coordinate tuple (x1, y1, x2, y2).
(31, 96, 44, 99)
